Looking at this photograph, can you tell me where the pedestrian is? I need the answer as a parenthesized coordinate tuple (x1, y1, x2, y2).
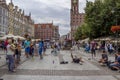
(108, 43, 114, 54)
(39, 40, 44, 59)
(34, 41, 39, 56)
(4, 38, 8, 53)
(6, 39, 16, 72)
(71, 53, 84, 65)
(24, 38, 31, 58)
(43, 44, 46, 56)
(29, 44, 34, 58)
(98, 50, 108, 66)
(91, 41, 96, 59)
(14, 43, 21, 67)
(109, 48, 120, 70)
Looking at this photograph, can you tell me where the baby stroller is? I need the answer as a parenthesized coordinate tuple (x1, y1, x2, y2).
(85, 45, 90, 53)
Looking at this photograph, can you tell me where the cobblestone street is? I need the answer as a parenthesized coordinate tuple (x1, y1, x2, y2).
(0, 49, 120, 80)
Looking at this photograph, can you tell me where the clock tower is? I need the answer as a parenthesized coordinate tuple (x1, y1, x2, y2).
(71, 0, 79, 14)
(70, 0, 85, 39)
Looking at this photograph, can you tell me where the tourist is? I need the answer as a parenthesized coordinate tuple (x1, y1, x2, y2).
(4, 38, 8, 53)
(91, 41, 96, 59)
(24, 38, 31, 58)
(14, 43, 21, 67)
(108, 42, 114, 54)
(34, 41, 39, 56)
(6, 39, 16, 72)
(29, 44, 34, 58)
(109, 48, 120, 70)
(71, 53, 84, 65)
(98, 50, 108, 66)
(43, 43, 47, 56)
(39, 40, 44, 59)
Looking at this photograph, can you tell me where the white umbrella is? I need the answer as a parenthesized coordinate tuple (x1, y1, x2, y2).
(0, 34, 16, 40)
(15, 36, 25, 40)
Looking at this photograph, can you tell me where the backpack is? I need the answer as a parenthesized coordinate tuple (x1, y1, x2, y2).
(10, 44, 15, 51)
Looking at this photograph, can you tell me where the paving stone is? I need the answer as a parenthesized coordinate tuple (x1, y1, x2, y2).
(115, 75, 120, 80)
(0, 55, 6, 67)
(0, 48, 120, 80)
(11, 50, 100, 70)
(1, 75, 118, 80)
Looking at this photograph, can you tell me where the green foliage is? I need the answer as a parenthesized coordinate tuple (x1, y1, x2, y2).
(75, 0, 120, 40)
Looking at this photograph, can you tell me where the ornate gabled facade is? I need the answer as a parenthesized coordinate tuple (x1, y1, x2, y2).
(0, 0, 8, 36)
(8, 0, 34, 37)
(70, 0, 85, 39)
(34, 23, 59, 41)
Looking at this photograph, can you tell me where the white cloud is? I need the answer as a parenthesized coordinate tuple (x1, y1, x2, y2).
(6, 0, 94, 36)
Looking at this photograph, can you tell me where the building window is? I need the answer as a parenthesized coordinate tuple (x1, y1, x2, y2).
(3, 9, 5, 16)
(0, 16, 2, 24)
(46, 25, 49, 29)
(0, 7, 2, 15)
(39, 25, 41, 27)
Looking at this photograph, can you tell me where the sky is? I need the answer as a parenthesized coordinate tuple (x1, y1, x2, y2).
(6, 0, 94, 36)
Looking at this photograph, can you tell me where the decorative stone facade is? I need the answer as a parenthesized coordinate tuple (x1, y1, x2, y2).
(34, 23, 59, 41)
(8, 0, 34, 37)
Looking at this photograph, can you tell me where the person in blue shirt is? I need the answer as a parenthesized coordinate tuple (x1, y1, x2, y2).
(39, 40, 44, 59)
(24, 38, 31, 58)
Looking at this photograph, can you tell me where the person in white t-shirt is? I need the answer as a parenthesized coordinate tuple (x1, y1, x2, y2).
(6, 39, 16, 72)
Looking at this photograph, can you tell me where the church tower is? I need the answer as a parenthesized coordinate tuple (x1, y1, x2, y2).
(70, 0, 85, 39)
(71, 0, 79, 14)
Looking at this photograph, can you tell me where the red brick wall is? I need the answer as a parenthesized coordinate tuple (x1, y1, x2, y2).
(34, 23, 57, 40)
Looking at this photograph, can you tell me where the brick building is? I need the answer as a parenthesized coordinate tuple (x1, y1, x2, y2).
(70, 0, 85, 39)
(34, 23, 59, 41)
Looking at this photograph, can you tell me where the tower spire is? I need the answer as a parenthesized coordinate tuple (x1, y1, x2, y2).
(29, 12, 31, 17)
(10, 0, 13, 5)
(11, 0, 12, 3)
(22, 10, 24, 15)
(86, 0, 88, 3)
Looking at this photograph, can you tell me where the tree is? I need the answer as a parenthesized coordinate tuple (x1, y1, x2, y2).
(86, 0, 120, 38)
(75, 0, 120, 40)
